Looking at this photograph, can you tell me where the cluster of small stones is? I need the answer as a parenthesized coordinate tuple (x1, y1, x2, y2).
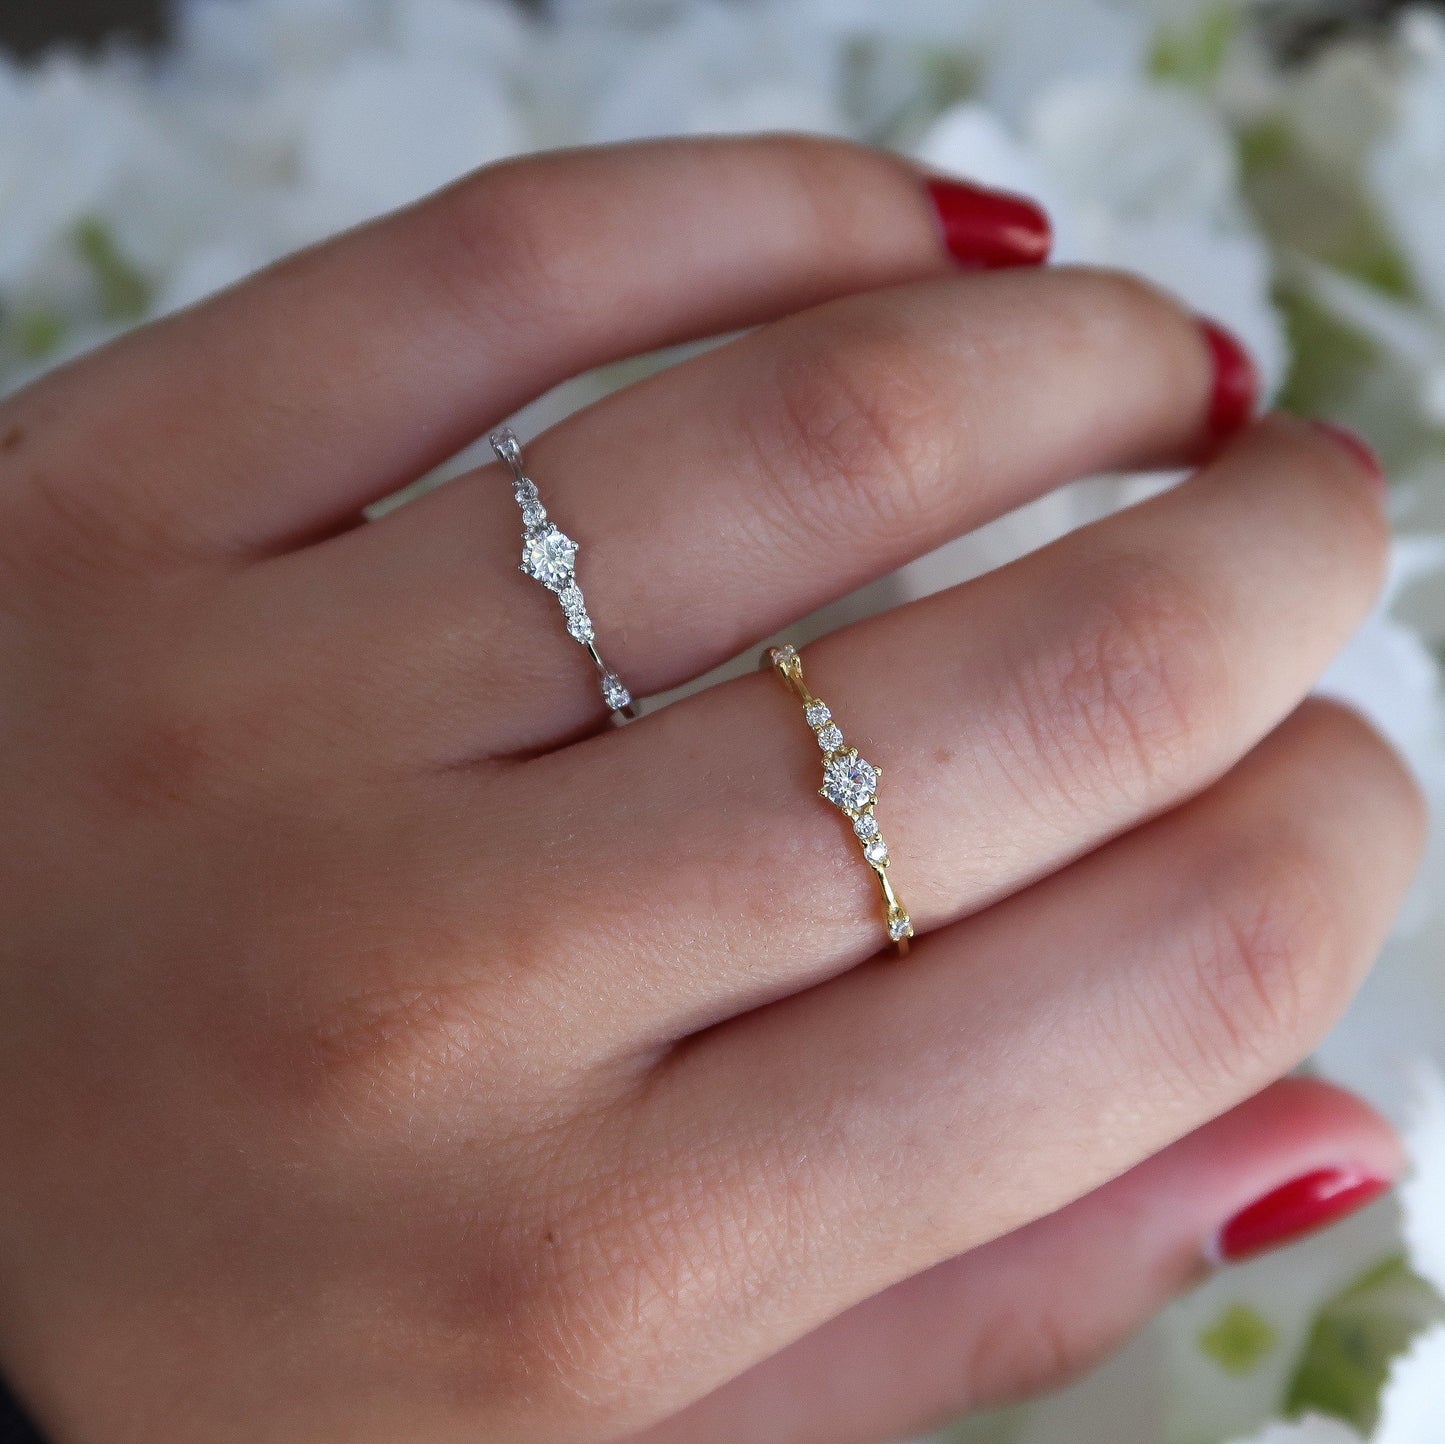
(771, 646, 911, 944)
(513, 472, 630, 714)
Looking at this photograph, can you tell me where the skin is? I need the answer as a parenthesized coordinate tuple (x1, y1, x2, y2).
(0, 134, 1426, 1444)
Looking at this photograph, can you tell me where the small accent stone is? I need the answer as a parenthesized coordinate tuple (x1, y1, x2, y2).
(771, 644, 797, 666)
(853, 813, 879, 840)
(513, 477, 539, 504)
(804, 702, 832, 729)
(821, 751, 878, 811)
(817, 723, 845, 752)
(888, 913, 913, 942)
(520, 502, 547, 528)
(601, 673, 631, 711)
(565, 611, 595, 643)
(863, 837, 889, 866)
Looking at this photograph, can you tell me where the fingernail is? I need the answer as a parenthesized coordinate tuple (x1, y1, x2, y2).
(924, 177, 1052, 270)
(1309, 420, 1387, 493)
(1214, 1168, 1392, 1264)
(1198, 317, 1260, 445)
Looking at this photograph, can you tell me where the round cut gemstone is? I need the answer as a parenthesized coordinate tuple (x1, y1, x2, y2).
(853, 813, 879, 841)
(863, 837, 888, 866)
(521, 502, 547, 528)
(521, 525, 577, 590)
(888, 912, 913, 942)
(821, 751, 877, 811)
(805, 703, 832, 729)
(816, 723, 845, 752)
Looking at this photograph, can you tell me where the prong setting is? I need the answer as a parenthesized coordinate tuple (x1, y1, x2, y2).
(769, 643, 911, 954)
(491, 428, 634, 720)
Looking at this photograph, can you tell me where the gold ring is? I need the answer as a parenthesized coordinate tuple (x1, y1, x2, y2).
(766, 643, 913, 956)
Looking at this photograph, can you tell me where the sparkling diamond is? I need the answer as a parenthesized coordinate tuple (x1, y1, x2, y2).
(559, 583, 586, 614)
(520, 502, 547, 527)
(888, 912, 913, 942)
(565, 611, 595, 643)
(513, 477, 539, 505)
(771, 644, 797, 667)
(863, 837, 889, 865)
(853, 813, 879, 840)
(821, 751, 877, 812)
(601, 673, 631, 711)
(804, 703, 832, 729)
(816, 723, 845, 752)
(521, 525, 577, 591)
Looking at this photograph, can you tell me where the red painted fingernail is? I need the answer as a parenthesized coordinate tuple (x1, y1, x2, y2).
(1310, 420, 1387, 493)
(924, 177, 1052, 270)
(1215, 1168, 1392, 1264)
(1199, 317, 1260, 445)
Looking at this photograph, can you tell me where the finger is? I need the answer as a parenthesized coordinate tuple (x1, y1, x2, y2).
(1, 135, 1047, 560)
(638, 1079, 1400, 1444)
(548, 700, 1422, 1435)
(479, 415, 1387, 1049)
(274, 265, 1252, 755)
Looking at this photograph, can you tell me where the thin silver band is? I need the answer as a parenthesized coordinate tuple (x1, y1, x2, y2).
(489, 427, 636, 721)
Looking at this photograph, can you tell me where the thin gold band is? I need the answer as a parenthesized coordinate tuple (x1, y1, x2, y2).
(766, 643, 913, 956)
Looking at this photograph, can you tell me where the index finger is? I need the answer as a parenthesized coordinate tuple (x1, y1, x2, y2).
(2, 134, 1048, 559)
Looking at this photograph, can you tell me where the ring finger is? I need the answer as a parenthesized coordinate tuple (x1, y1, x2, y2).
(463, 413, 1388, 1053)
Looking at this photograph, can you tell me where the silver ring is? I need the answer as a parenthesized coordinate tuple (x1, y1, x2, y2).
(489, 427, 636, 721)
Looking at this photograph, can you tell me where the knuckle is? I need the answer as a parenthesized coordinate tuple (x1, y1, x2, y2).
(996, 550, 1231, 817)
(961, 1296, 1112, 1409)
(425, 157, 594, 336)
(1154, 841, 1343, 1094)
(746, 314, 952, 552)
(94, 675, 262, 817)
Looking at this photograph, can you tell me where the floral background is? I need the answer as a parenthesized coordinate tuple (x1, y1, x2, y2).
(2, 1, 1445, 1440)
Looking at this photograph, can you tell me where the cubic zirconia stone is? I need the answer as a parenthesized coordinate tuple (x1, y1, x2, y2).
(888, 913, 913, 942)
(520, 502, 547, 528)
(771, 644, 797, 667)
(817, 723, 845, 752)
(559, 583, 585, 613)
(601, 673, 631, 711)
(565, 612, 595, 643)
(804, 703, 832, 729)
(863, 837, 889, 865)
(853, 813, 879, 841)
(821, 752, 877, 811)
(514, 478, 539, 505)
(521, 525, 577, 590)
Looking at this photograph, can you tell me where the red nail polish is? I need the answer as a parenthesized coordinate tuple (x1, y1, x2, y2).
(924, 177, 1052, 270)
(1310, 420, 1387, 492)
(1215, 1168, 1392, 1264)
(1199, 318, 1260, 445)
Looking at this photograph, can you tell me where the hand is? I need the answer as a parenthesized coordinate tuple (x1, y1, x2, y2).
(0, 134, 1423, 1444)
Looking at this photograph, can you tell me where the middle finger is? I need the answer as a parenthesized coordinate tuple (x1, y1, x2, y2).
(269, 265, 1243, 758)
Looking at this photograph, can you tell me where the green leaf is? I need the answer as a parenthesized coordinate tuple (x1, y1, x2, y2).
(1285, 1254, 1445, 1434)
(1274, 281, 1379, 418)
(15, 307, 68, 360)
(1200, 1302, 1280, 1376)
(74, 216, 153, 322)
(1150, 2, 1239, 87)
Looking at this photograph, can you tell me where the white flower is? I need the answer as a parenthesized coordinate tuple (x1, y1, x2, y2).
(1399, 1069, 1445, 1299)
(1232, 1419, 1364, 1444)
